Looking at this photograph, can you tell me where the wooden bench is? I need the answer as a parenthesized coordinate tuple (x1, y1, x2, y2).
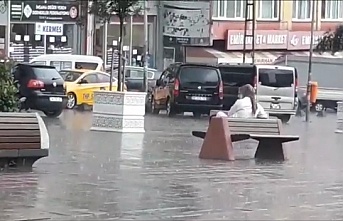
(0, 112, 49, 168)
(192, 117, 299, 161)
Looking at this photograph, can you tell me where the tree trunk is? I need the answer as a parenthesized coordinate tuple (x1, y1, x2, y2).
(117, 17, 124, 92)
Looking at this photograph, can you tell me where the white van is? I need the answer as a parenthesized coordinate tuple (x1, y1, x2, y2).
(30, 54, 104, 71)
(255, 65, 298, 123)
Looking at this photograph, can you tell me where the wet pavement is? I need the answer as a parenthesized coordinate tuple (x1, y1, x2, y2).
(1, 110, 343, 220)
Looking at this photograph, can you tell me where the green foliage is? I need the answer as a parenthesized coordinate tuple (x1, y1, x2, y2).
(0, 63, 19, 112)
(89, 0, 141, 22)
(316, 25, 343, 54)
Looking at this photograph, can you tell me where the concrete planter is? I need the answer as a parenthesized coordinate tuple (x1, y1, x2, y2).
(91, 91, 146, 133)
(335, 101, 343, 134)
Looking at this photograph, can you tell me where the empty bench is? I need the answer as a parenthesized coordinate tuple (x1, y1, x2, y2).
(0, 112, 49, 168)
(192, 117, 299, 161)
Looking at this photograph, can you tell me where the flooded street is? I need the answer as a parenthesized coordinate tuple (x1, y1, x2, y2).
(1, 111, 343, 220)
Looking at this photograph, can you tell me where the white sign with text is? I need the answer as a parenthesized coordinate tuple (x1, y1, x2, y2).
(35, 23, 63, 36)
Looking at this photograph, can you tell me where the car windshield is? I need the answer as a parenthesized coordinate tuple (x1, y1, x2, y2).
(126, 69, 154, 79)
(179, 66, 219, 86)
(59, 71, 83, 82)
(32, 67, 62, 80)
(258, 68, 294, 87)
(219, 66, 254, 87)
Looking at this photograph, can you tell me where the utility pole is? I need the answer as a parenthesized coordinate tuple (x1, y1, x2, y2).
(5, 0, 11, 58)
(243, 0, 256, 64)
(305, 1, 316, 122)
(129, 15, 133, 66)
(143, 0, 148, 92)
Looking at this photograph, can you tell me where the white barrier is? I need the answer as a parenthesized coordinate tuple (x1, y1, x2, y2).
(91, 91, 146, 133)
(335, 101, 343, 134)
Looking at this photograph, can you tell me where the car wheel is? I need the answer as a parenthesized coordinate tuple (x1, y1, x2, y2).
(44, 109, 63, 118)
(278, 115, 291, 123)
(66, 92, 77, 109)
(166, 98, 176, 117)
(315, 102, 324, 112)
(151, 97, 160, 114)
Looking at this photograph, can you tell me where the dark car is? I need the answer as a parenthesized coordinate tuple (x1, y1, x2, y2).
(149, 63, 223, 117)
(217, 64, 256, 110)
(12, 64, 67, 117)
(124, 66, 162, 92)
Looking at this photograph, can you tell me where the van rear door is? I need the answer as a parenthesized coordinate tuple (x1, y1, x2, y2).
(256, 66, 295, 111)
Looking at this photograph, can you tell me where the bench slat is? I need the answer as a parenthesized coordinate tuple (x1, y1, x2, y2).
(228, 122, 279, 128)
(0, 137, 41, 143)
(227, 118, 280, 124)
(0, 118, 38, 123)
(0, 143, 41, 149)
(0, 113, 37, 118)
(230, 127, 279, 133)
(0, 124, 40, 130)
(0, 130, 40, 136)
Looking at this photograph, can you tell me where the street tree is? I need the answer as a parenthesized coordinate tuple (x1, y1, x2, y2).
(316, 25, 343, 54)
(90, 0, 141, 91)
(0, 62, 19, 112)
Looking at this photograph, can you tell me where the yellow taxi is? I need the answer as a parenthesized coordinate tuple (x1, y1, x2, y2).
(59, 69, 124, 109)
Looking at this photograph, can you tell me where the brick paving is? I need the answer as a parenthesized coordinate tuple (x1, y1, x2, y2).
(0, 111, 343, 220)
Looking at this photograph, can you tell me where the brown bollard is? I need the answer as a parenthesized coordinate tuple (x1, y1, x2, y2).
(199, 117, 235, 161)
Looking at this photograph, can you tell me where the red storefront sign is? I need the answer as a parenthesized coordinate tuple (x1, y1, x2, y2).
(226, 30, 326, 50)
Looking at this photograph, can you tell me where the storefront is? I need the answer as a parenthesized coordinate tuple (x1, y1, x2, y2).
(94, 15, 157, 68)
(186, 30, 327, 64)
(0, 0, 8, 59)
(9, 0, 81, 62)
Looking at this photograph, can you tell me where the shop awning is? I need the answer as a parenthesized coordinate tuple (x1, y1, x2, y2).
(186, 47, 281, 64)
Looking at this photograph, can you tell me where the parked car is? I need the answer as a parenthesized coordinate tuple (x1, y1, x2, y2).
(149, 63, 223, 117)
(12, 63, 67, 117)
(218, 63, 298, 123)
(59, 69, 124, 109)
(124, 66, 162, 92)
(30, 54, 105, 71)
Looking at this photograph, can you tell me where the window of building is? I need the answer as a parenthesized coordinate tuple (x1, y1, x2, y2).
(292, 0, 312, 20)
(212, 0, 245, 19)
(321, 0, 343, 20)
(258, 0, 279, 20)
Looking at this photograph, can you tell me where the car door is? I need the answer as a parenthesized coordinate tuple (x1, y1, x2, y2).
(96, 72, 118, 91)
(74, 73, 99, 105)
(154, 70, 169, 106)
(256, 66, 296, 111)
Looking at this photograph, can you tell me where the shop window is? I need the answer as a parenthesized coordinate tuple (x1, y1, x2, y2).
(212, 0, 245, 19)
(292, 0, 312, 20)
(321, 0, 343, 20)
(258, 0, 279, 20)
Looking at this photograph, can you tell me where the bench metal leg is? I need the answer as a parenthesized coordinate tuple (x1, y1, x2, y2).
(254, 139, 285, 161)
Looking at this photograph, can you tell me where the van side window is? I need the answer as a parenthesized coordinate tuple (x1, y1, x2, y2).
(75, 62, 98, 70)
(31, 61, 46, 65)
(62, 61, 72, 70)
(51, 61, 62, 71)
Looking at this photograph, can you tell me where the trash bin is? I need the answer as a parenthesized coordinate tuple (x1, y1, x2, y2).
(310, 81, 318, 104)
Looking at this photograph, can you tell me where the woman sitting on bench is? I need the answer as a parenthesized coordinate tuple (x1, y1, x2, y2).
(214, 84, 268, 119)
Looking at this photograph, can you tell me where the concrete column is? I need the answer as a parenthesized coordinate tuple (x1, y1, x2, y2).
(315, 0, 321, 31)
(86, 0, 95, 55)
(102, 21, 108, 65)
(280, 0, 293, 30)
(156, 0, 164, 71)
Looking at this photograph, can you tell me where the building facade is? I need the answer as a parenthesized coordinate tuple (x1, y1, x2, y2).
(8, 0, 85, 62)
(186, 0, 343, 64)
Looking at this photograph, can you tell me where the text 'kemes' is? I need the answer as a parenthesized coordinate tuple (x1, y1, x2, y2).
(42, 25, 62, 34)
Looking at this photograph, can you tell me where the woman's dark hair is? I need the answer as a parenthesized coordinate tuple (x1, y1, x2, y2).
(239, 84, 257, 115)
